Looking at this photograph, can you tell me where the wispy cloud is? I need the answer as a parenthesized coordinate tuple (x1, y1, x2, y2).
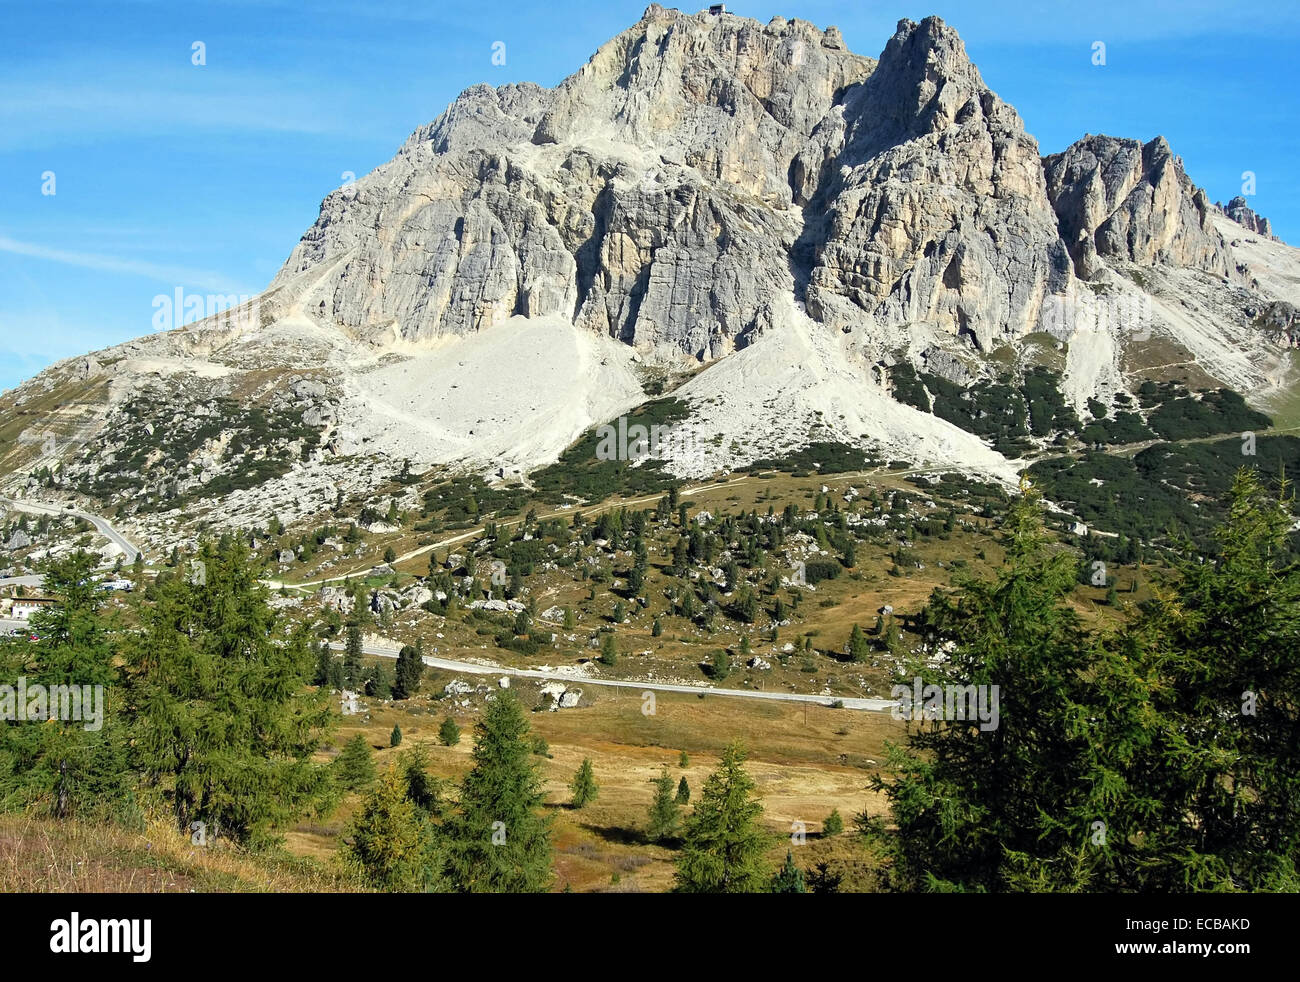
(0, 62, 367, 151)
(0, 234, 250, 294)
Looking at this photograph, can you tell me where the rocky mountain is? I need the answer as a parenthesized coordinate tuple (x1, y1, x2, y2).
(1217, 195, 1278, 240)
(1043, 135, 1235, 281)
(2, 6, 1297, 550)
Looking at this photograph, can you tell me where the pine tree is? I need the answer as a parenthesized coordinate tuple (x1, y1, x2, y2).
(738, 590, 758, 624)
(439, 716, 461, 747)
(770, 850, 807, 893)
(327, 655, 345, 691)
(127, 539, 332, 842)
(0, 551, 130, 820)
(674, 743, 771, 893)
(1095, 470, 1300, 892)
(393, 644, 424, 700)
(336, 733, 376, 790)
(807, 861, 843, 894)
(569, 758, 599, 808)
(390, 724, 402, 748)
(711, 649, 731, 681)
(867, 482, 1115, 892)
(679, 749, 689, 768)
(676, 776, 691, 804)
(365, 661, 392, 699)
(343, 624, 364, 688)
(823, 808, 843, 837)
(442, 692, 553, 892)
(313, 641, 333, 687)
(848, 623, 870, 663)
(647, 769, 680, 843)
(563, 607, 576, 629)
(599, 632, 618, 666)
(342, 762, 438, 891)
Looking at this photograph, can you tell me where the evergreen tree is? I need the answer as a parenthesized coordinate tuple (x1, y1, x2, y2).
(738, 590, 758, 624)
(365, 661, 393, 699)
(313, 641, 333, 687)
(866, 482, 1120, 892)
(0, 551, 130, 819)
(327, 655, 345, 691)
(676, 776, 691, 804)
(806, 861, 843, 894)
(569, 758, 599, 809)
(127, 539, 333, 842)
(823, 808, 843, 837)
(442, 692, 553, 892)
(599, 632, 618, 667)
(674, 743, 771, 893)
(770, 850, 807, 893)
(646, 769, 680, 843)
(847, 624, 870, 663)
(439, 716, 461, 747)
(393, 644, 424, 700)
(1094, 470, 1300, 892)
(343, 624, 364, 689)
(390, 724, 403, 748)
(562, 607, 576, 629)
(342, 762, 438, 891)
(711, 649, 731, 681)
(336, 733, 376, 790)
(679, 749, 689, 768)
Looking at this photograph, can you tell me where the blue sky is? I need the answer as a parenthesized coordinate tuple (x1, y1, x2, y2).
(2, 0, 1297, 393)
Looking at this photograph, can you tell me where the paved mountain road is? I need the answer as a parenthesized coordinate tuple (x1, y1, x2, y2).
(330, 639, 898, 713)
(0, 496, 142, 564)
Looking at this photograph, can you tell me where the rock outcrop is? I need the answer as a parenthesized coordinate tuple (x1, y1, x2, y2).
(273, 5, 875, 361)
(793, 17, 1072, 353)
(1043, 134, 1234, 279)
(1217, 195, 1277, 240)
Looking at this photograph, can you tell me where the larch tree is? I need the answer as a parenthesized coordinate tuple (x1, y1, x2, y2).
(674, 743, 770, 893)
(442, 692, 553, 893)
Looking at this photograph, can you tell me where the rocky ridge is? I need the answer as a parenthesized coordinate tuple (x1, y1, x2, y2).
(0, 8, 1297, 546)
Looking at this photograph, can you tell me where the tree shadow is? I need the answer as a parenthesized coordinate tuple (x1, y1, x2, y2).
(581, 823, 649, 847)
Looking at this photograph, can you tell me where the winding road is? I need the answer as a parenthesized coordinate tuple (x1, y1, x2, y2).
(0, 496, 142, 564)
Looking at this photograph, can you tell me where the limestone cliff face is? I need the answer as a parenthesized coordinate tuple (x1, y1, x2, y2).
(273, 6, 874, 360)
(271, 8, 1265, 365)
(1043, 135, 1234, 279)
(793, 17, 1072, 353)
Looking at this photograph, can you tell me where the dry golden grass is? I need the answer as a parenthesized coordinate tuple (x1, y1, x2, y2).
(283, 685, 901, 892)
(0, 812, 362, 893)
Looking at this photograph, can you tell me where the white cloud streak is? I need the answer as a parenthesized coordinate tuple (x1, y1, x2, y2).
(0, 234, 251, 294)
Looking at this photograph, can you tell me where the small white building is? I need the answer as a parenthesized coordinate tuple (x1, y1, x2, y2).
(10, 597, 56, 621)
